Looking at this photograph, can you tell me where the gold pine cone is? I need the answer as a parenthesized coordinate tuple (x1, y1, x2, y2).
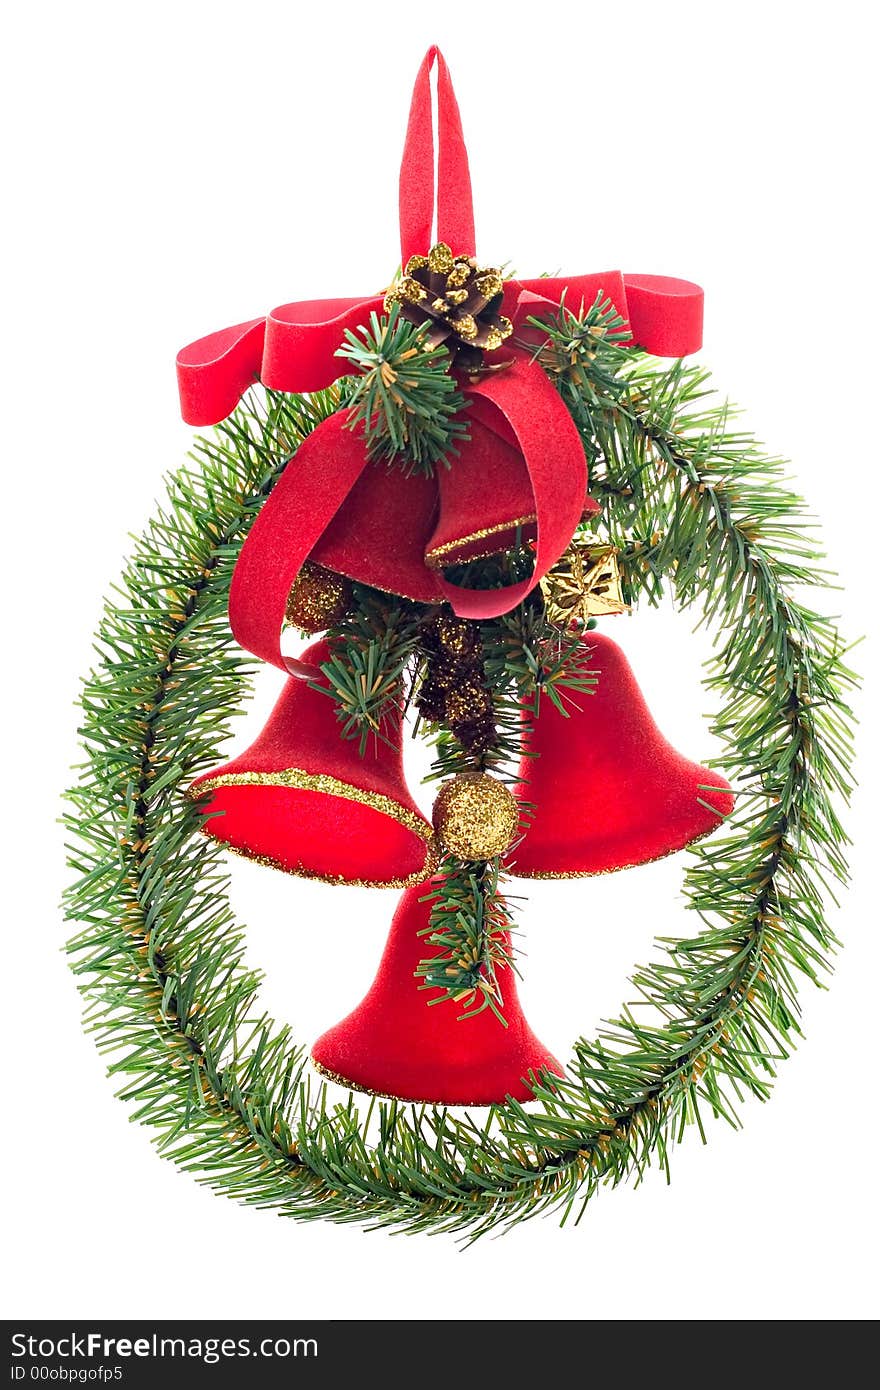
(444, 682, 493, 725)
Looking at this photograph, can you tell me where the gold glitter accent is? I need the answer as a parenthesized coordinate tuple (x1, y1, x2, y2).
(435, 614, 478, 658)
(446, 262, 471, 289)
(446, 287, 469, 305)
(432, 773, 519, 861)
(428, 241, 454, 273)
(284, 561, 353, 634)
(475, 270, 504, 299)
(309, 1056, 553, 1107)
(449, 313, 478, 340)
(433, 659, 463, 692)
(540, 543, 628, 627)
(508, 822, 727, 879)
(404, 253, 429, 274)
(444, 683, 492, 725)
(424, 513, 537, 566)
(396, 275, 427, 304)
(189, 768, 438, 887)
(431, 296, 450, 313)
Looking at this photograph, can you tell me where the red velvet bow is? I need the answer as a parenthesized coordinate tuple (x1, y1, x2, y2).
(176, 47, 704, 671)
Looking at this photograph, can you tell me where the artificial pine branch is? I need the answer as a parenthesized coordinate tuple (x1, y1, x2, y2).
(527, 294, 633, 461)
(337, 306, 470, 474)
(417, 858, 516, 1022)
(64, 390, 321, 1209)
(315, 585, 423, 754)
(407, 574, 599, 1019)
(479, 596, 598, 718)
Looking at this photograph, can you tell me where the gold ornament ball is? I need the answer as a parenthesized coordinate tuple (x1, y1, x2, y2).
(285, 562, 353, 634)
(432, 773, 519, 861)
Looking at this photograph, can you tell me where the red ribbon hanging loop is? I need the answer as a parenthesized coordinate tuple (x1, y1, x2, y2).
(398, 44, 477, 267)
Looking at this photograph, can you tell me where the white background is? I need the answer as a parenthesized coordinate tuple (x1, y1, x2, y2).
(3, 0, 877, 1322)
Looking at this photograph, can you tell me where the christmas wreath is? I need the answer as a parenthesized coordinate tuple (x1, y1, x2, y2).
(64, 49, 855, 1236)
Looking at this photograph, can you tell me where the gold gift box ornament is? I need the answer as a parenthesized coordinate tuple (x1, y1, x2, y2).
(540, 542, 628, 627)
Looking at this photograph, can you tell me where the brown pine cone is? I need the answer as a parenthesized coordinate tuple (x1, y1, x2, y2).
(385, 242, 513, 373)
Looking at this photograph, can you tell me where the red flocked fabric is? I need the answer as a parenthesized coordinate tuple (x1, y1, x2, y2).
(175, 52, 704, 432)
(312, 880, 563, 1105)
(177, 47, 705, 665)
(227, 414, 376, 674)
(189, 641, 434, 887)
(176, 318, 266, 425)
(425, 415, 537, 565)
(228, 357, 595, 669)
(310, 450, 443, 603)
(509, 633, 735, 878)
(398, 46, 476, 267)
(435, 358, 595, 619)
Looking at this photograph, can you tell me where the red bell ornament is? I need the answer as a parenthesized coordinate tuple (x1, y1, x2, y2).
(311, 881, 563, 1105)
(188, 640, 436, 887)
(424, 416, 537, 567)
(509, 633, 734, 878)
(309, 446, 443, 603)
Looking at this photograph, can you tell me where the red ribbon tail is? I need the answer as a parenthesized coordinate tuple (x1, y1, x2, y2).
(228, 413, 373, 672)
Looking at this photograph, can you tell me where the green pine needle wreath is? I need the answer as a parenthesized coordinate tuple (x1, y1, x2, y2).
(63, 314, 857, 1238)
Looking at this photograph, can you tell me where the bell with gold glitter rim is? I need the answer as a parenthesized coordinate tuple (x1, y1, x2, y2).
(188, 639, 437, 888)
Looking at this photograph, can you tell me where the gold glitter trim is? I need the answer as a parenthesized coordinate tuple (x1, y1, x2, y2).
(424, 513, 537, 567)
(313, 554, 445, 604)
(309, 1057, 559, 1108)
(507, 821, 729, 879)
(198, 828, 438, 889)
(189, 768, 439, 888)
(191, 768, 433, 841)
